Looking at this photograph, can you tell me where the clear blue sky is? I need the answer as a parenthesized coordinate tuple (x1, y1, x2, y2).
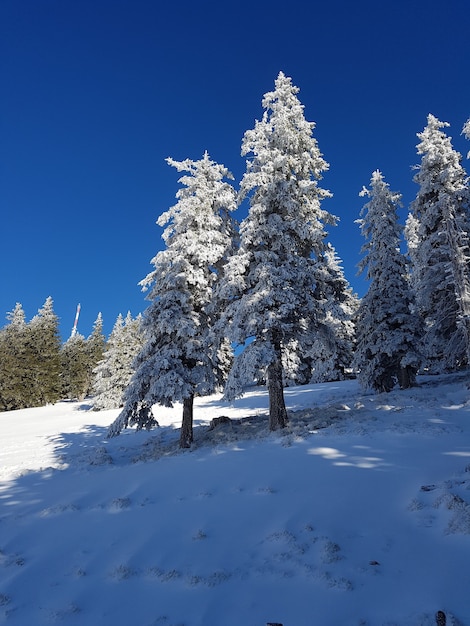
(2, 0, 469, 340)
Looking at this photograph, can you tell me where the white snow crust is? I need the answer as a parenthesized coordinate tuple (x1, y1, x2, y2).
(1, 374, 470, 625)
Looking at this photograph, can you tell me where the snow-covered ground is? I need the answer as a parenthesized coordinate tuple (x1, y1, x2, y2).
(1, 374, 470, 625)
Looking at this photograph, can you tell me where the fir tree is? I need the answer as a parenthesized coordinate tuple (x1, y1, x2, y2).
(28, 297, 61, 405)
(60, 333, 90, 401)
(406, 115, 470, 372)
(354, 171, 421, 392)
(463, 119, 470, 158)
(282, 245, 357, 385)
(92, 312, 144, 410)
(308, 245, 358, 383)
(0, 300, 62, 409)
(85, 313, 106, 395)
(0, 304, 28, 410)
(220, 72, 336, 429)
(108, 152, 236, 447)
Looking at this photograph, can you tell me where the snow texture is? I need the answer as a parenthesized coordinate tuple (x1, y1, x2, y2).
(1, 373, 470, 625)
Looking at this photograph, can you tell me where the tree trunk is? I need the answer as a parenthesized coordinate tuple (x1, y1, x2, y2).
(398, 365, 415, 390)
(267, 335, 288, 431)
(435, 611, 446, 626)
(180, 394, 194, 448)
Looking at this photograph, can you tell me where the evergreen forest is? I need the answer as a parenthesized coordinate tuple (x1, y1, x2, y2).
(2, 74, 470, 451)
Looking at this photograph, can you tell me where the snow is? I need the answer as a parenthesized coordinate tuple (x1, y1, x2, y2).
(1, 374, 470, 625)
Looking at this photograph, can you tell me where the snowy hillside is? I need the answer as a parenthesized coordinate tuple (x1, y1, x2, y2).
(1, 374, 470, 625)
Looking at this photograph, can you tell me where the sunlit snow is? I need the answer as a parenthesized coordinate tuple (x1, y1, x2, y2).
(1, 373, 470, 625)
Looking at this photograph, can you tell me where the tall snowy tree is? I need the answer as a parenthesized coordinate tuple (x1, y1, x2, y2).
(354, 171, 421, 392)
(308, 245, 358, 383)
(28, 297, 61, 405)
(85, 313, 106, 394)
(108, 152, 237, 447)
(92, 312, 144, 410)
(0, 304, 28, 410)
(463, 119, 470, 158)
(406, 114, 470, 372)
(282, 245, 358, 385)
(220, 72, 336, 429)
(60, 333, 90, 400)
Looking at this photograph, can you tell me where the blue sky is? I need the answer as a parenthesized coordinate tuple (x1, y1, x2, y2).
(2, 0, 469, 340)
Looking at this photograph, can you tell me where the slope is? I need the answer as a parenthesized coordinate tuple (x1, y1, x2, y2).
(0, 375, 470, 625)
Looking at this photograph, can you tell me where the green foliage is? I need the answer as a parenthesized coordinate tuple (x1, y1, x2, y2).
(60, 334, 90, 401)
(61, 313, 106, 401)
(0, 299, 61, 410)
(0, 300, 107, 409)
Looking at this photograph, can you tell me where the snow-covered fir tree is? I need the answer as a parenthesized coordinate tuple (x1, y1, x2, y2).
(406, 114, 470, 372)
(85, 313, 106, 394)
(108, 152, 237, 447)
(220, 72, 336, 429)
(463, 119, 470, 158)
(28, 297, 61, 406)
(282, 245, 358, 385)
(354, 171, 421, 392)
(60, 333, 90, 401)
(308, 245, 358, 383)
(0, 303, 28, 410)
(92, 312, 144, 410)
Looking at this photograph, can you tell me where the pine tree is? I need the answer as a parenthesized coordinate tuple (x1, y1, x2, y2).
(406, 115, 470, 372)
(92, 312, 144, 410)
(354, 171, 421, 392)
(60, 333, 90, 400)
(281, 246, 358, 385)
(0, 304, 28, 410)
(0, 300, 62, 410)
(28, 297, 61, 405)
(463, 119, 470, 158)
(85, 313, 106, 396)
(309, 245, 358, 383)
(108, 152, 236, 447)
(220, 72, 336, 429)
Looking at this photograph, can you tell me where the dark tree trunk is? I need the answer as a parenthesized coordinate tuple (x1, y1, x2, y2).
(435, 611, 446, 626)
(267, 334, 288, 431)
(398, 365, 415, 390)
(180, 394, 194, 448)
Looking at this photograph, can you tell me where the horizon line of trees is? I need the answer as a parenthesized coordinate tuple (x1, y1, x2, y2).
(0, 299, 104, 411)
(2, 74, 470, 451)
(0, 299, 144, 412)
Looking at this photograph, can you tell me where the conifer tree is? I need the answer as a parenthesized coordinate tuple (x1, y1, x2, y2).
(85, 313, 106, 395)
(92, 312, 143, 410)
(406, 115, 470, 372)
(309, 245, 358, 383)
(60, 333, 90, 400)
(282, 245, 358, 385)
(0, 300, 61, 409)
(354, 171, 421, 392)
(0, 304, 28, 410)
(220, 72, 336, 429)
(108, 152, 236, 447)
(28, 297, 61, 405)
(463, 119, 470, 158)
(92, 314, 124, 410)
